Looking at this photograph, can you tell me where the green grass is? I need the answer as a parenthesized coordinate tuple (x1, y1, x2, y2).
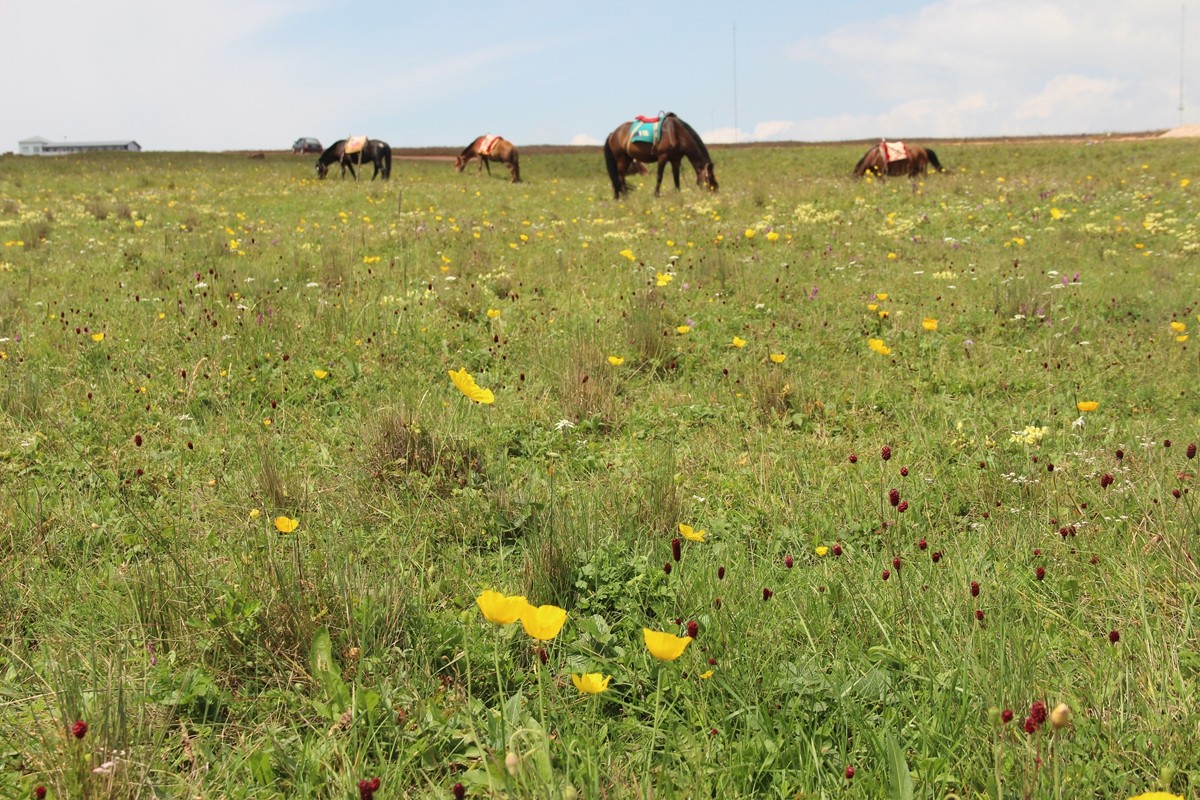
(0, 139, 1198, 799)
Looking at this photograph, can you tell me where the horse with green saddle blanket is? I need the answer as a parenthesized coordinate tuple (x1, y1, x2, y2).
(603, 112, 718, 199)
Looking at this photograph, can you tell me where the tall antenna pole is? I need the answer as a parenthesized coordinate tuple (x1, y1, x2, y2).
(729, 21, 739, 143)
(1180, 4, 1187, 125)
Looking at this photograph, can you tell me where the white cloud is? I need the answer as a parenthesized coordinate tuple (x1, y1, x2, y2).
(569, 133, 601, 146)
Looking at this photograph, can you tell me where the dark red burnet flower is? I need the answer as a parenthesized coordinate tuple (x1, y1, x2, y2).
(970, 581, 980, 597)
(1099, 473, 1114, 489)
(663, 562, 672, 574)
(762, 587, 774, 601)
(849, 452, 858, 464)
(1115, 448, 1125, 460)
(717, 565, 726, 580)
(134, 433, 143, 447)
(1187, 442, 1197, 459)
(1109, 629, 1120, 644)
(784, 554, 794, 569)
(881, 445, 892, 461)
(1173, 488, 1182, 499)
(892, 556, 901, 571)
(671, 537, 682, 562)
(881, 569, 891, 581)
(897, 500, 908, 513)
(358, 777, 381, 800)
(34, 787, 47, 800)
(1001, 709, 1014, 724)
(1035, 566, 1046, 581)
(1024, 716, 1038, 734)
(975, 609, 985, 621)
(452, 782, 466, 800)
(72, 719, 88, 739)
(918, 538, 927, 550)
(888, 488, 901, 507)
(931, 551, 943, 563)
(1031, 701, 1048, 725)
(900, 466, 909, 477)
(844, 765, 856, 780)
(1164, 439, 1172, 448)
(832, 544, 843, 557)
(686, 620, 699, 639)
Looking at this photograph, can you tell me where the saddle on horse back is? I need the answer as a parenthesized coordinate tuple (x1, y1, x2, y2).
(345, 135, 369, 155)
(477, 134, 502, 156)
(881, 140, 910, 163)
(628, 114, 665, 151)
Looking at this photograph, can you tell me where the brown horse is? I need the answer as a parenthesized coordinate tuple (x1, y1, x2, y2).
(853, 140, 944, 178)
(454, 135, 521, 183)
(603, 113, 717, 199)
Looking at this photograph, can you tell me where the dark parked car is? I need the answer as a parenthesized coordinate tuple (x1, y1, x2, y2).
(292, 138, 322, 154)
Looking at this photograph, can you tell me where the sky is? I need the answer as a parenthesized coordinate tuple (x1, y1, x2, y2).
(2, 0, 1197, 152)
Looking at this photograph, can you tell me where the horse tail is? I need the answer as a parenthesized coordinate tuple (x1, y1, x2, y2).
(381, 143, 392, 180)
(853, 152, 869, 177)
(510, 147, 521, 183)
(603, 138, 622, 199)
(925, 148, 944, 172)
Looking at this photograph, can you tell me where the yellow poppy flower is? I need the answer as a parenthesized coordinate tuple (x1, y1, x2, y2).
(487, 308, 501, 319)
(766, 231, 780, 242)
(655, 272, 674, 286)
(607, 356, 625, 366)
(1076, 401, 1099, 413)
(274, 516, 299, 533)
(1170, 321, 1186, 333)
(769, 353, 786, 364)
(699, 669, 714, 679)
(868, 338, 892, 356)
(731, 336, 747, 348)
(676, 325, 691, 334)
(91, 332, 105, 342)
(678, 523, 706, 542)
(867, 303, 879, 312)
(476, 590, 528, 625)
(619, 249, 635, 261)
(815, 546, 829, 557)
(1176, 334, 1188, 342)
(248, 509, 261, 519)
(1127, 794, 1184, 800)
(313, 369, 329, 380)
(922, 318, 939, 331)
(520, 603, 568, 640)
(876, 293, 889, 301)
(449, 368, 495, 404)
(644, 628, 692, 661)
(571, 673, 612, 695)
(744, 228, 756, 239)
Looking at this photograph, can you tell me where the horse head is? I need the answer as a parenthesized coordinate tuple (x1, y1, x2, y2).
(698, 162, 718, 192)
(316, 160, 329, 179)
(453, 155, 468, 173)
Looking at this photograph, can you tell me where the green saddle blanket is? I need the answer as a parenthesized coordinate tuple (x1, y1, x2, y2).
(629, 118, 661, 146)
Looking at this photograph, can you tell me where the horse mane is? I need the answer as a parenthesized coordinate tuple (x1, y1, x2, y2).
(459, 137, 483, 158)
(665, 112, 712, 164)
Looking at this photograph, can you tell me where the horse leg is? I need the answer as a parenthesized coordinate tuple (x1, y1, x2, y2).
(671, 159, 681, 191)
(483, 157, 491, 177)
(654, 159, 667, 196)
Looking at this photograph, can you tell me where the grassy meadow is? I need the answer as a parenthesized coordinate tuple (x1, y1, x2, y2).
(1, 137, 1198, 799)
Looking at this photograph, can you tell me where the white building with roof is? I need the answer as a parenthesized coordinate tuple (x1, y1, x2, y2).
(19, 137, 142, 155)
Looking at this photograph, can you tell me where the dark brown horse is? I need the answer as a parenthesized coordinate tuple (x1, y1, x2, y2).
(454, 135, 521, 182)
(316, 138, 392, 180)
(603, 113, 717, 199)
(853, 140, 943, 178)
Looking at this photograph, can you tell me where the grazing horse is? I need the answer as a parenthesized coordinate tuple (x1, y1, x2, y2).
(454, 135, 521, 183)
(316, 138, 393, 180)
(603, 112, 717, 199)
(853, 140, 944, 178)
